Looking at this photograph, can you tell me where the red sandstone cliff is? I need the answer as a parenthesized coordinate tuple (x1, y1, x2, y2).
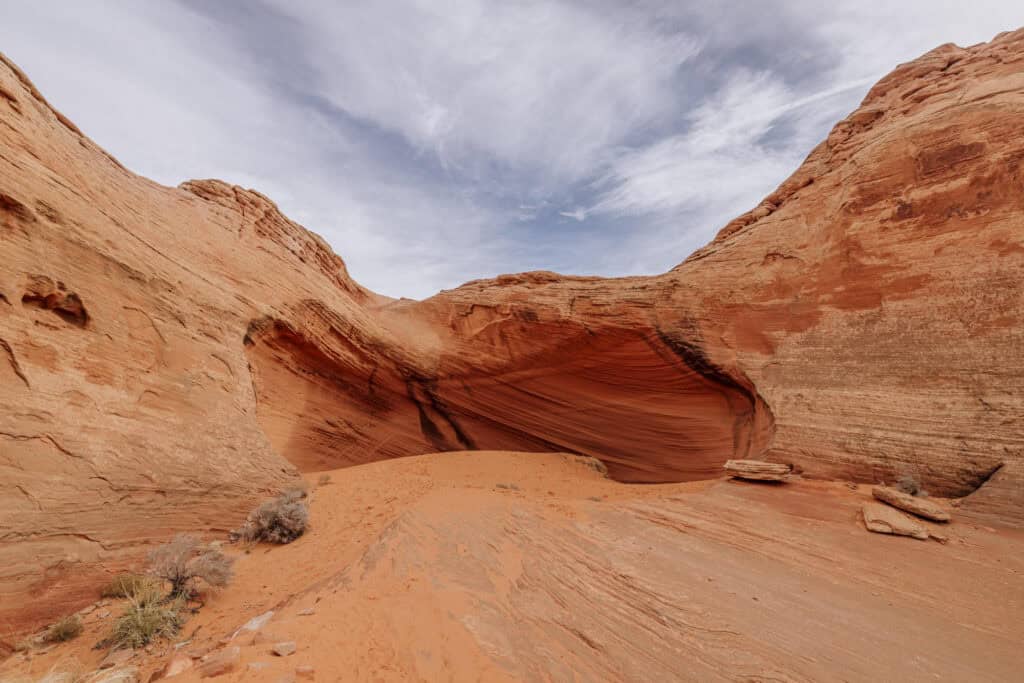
(1, 29, 1022, 640)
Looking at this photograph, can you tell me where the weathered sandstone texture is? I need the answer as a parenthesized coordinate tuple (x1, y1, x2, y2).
(2, 29, 1023, 638)
(862, 502, 930, 540)
(872, 485, 951, 522)
(724, 459, 792, 481)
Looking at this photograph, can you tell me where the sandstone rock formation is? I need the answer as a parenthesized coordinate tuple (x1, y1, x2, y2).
(2, 29, 1024, 641)
(862, 502, 930, 540)
(872, 485, 951, 521)
(724, 459, 792, 481)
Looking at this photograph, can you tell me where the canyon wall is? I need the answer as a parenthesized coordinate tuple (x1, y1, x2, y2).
(2, 29, 1023, 640)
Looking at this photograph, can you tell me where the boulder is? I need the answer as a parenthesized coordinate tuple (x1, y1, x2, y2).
(196, 646, 240, 678)
(724, 460, 792, 482)
(862, 503, 928, 540)
(872, 486, 951, 522)
(162, 653, 195, 678)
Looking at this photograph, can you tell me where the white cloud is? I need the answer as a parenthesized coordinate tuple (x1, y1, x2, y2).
(0, 1, 1020, 297)
(587, 73, 875, 219)
(271, 0, 703, 183)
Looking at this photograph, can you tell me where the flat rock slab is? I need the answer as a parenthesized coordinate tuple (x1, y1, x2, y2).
(724, 460, 792, 482)
(862, 502, 928, 540)
(872, 486, 951, 522)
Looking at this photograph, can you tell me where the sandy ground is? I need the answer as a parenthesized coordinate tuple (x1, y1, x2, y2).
(3, 450, 1023, 682)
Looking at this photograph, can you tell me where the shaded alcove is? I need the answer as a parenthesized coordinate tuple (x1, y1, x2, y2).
(244, 317, 774, 482)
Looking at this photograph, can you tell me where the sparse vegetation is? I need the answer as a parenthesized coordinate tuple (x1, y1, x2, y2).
(100, 573, 156, 599)
(107, 585, 183, 649)
(44, 615, 82, 643)
(896, 473, 927, 497)
(148, 534, 234, 599)
(235, 488, 309, 544)
(317, 473, 331, 486)
(575, 455, 609, 477)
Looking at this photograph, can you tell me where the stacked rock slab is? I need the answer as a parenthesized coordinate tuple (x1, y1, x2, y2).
(724, 460, 792, 482)
(872, 486, 951, 522)
(862, 503, 930, 540)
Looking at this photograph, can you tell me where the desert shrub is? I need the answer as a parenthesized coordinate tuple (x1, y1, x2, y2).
(896, 473, 925, 497)
(148, 534, 234, 599)
(317, 473, 331, 486)
(107, 588, 183, 649)
(44, 615, 82, 643)
(575, 455, 609, 477)
(100, 573, 156, 599)
(236, 488, 309, 544)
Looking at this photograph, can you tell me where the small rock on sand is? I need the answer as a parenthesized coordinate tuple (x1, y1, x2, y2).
(162, 653, 194, 678)
(724, 459, 792, 482)
(273, 641, 297, 657)
(862, 502, 928, 540)
(296, 664, 315, 679)
(197, 646, 240, 678)
(872, 486, 951, 522)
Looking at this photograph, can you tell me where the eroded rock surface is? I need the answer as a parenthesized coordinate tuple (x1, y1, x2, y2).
(2, 29, 1024, 639)
(724, 459, 792, 481)
(873, 486, 951, 522)
(862, 502, 930, 540)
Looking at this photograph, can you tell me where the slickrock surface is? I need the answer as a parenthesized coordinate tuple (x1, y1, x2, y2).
(4, 453, 1022, 682)
(2, 29, 1024, 640)
(724, 459, 792, 481)
(862, 501, 930, 539)
(873, 485, 952, 521)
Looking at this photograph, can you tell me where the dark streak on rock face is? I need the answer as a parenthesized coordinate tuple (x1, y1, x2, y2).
(406, 378, 477, 452)
(655, 327, 753, 403)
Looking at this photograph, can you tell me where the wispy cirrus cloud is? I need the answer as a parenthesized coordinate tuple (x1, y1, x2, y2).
(0, 1, 1020, 297)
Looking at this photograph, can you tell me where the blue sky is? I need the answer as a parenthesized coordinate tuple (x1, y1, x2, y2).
(0, 1, 1021, 298)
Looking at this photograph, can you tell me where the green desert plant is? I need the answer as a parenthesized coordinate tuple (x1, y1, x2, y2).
(107, 586, 183, 649)
(236, 488, 309, 544)
(44, 615, 82, 643)
(575, 455, 609, 477)
(148, 534, 234, 599)
(896, 473, 927, 497)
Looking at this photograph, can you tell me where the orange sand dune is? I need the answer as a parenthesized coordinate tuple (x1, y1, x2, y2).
(4, 451, 1021, 682)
